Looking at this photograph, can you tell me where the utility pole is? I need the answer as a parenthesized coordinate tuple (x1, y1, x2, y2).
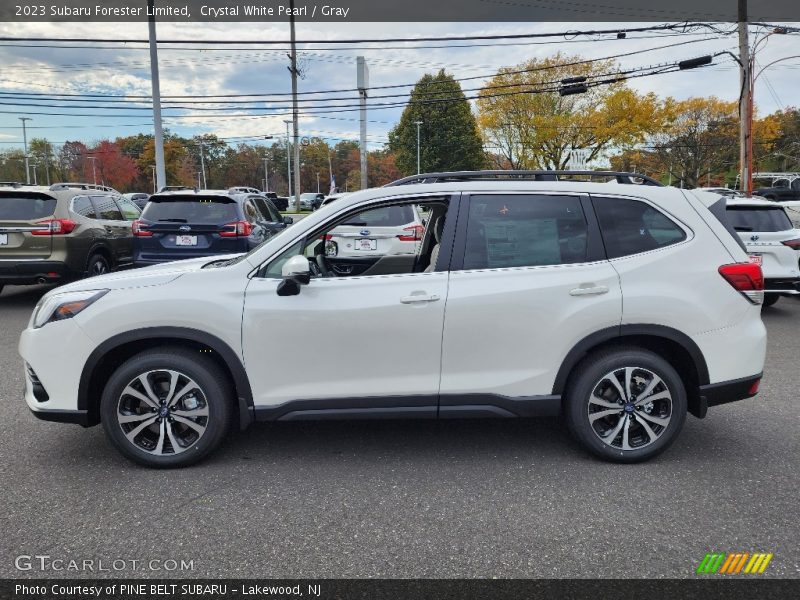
(284, 120, 292, 200)
(30, 163, 38, 185)
(357, 56, 369, 190)
(198, 141, 207, 189)
(149, 165, 156, 194)
(414, 120, 423, 174)
(316, 172, 320, 193)
(738, 0, 751, 196)
(19, 117, 31, 184)
(263, 157, 270, 192)
(44, 143, 50, 185)
(148, 0, 166, 192)
(289, 0, 301, 211)
(87, 156, 97, 185)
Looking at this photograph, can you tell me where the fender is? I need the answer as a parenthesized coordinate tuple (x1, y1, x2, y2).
(77, 326, 254, 421)
(551, 324, 710, 395)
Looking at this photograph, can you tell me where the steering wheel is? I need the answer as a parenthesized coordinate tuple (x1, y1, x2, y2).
(314, 254, 332, 277)
(308, 257, 322, 277)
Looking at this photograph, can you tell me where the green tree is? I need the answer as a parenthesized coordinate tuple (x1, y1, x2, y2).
(389, 70, 484, 175)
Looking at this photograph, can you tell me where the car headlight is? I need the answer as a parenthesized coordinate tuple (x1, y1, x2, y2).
(32, 289, 109, 329)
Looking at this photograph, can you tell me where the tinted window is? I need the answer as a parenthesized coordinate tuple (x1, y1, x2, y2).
(142, 198, 239, 224)
(463, 195, 588, 270)
(726, 207, 793, 232)
(115, 197, 141, 220)
(343, 205, 415, 227)
(255, 198, 281, 222)
(243, 200, 262, 224)
(71, 196, 96, 218)
(594, 197, 686, 259)
(91, 195, 124, 220)
(0, 196, 56, 220)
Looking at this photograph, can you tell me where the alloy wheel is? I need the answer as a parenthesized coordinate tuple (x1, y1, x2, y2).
(587, 366, 673, 451)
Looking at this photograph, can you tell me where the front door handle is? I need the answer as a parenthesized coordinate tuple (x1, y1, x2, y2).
(400, 293, 440, 304)
(569, 285, 609, 297)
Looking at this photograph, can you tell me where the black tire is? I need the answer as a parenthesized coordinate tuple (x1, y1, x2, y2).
(0, 284, 4, 295)
(762, 294, 780, 307)
(564, 347, 687, 463)
(86, 253, 110, 277)
(100, 347, 232, 468)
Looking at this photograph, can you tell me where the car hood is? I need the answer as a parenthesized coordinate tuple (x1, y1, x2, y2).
(50, 255, 243, 293)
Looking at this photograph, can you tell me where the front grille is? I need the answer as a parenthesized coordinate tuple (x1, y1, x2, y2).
(25, 364, 49, 402)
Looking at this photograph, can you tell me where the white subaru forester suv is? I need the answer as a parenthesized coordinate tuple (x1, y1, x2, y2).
(19, 171, 767, 468)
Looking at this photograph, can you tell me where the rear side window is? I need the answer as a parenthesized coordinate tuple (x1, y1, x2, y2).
(142, 198, 239, 224)
(726, 207, 792, 232)
(115, 197, 141, 220)
(0, 196, 56, 220)
(91, 195, 123, 220)
(344, 205, 415, 227)
(463, 195, 588, 269)
(71, 196, 97, 218)
(593, 197, 686, 259)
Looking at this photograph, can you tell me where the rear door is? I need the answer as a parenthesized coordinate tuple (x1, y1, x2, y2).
(90, 195, 129, 265)
(439, 192, 621, 403)
(113, 195, 141, 265)
(727, 205, 799, 278)
(0, 192, 57, 261)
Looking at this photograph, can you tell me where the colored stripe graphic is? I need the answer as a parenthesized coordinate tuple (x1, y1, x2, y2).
(700, 552, 773, 574)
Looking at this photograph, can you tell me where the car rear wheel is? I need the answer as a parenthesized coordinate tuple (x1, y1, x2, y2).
(100, 348, 232, 468)
(564, 347, 687, 463)
(87, 254, 110, 277)
(762, 294, 780, 307)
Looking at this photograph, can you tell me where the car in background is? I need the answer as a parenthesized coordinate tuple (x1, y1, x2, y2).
(233, 193, 294, 239)
(271, 196, 289, 211)
(754, 175, 800, 202)
(158, 185, 196, 194)
(302, 193, 326, 210)
(122, 192, 150, 210)
(0, 183, 140, 294)
(726, 196, 800, 306)
(229, 186, 261, 195)
(324, 202, 425, 260)
(132, 191, 268, 267)
(320, 192, 351, 208)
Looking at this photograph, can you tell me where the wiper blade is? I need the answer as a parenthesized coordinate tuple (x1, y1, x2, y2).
(341, 221, 367, 226)
(157, 218, 188, 223)
(734, 226, 753, 231)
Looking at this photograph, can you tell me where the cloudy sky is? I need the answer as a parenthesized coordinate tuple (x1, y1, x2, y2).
(0, 20, 797, 153)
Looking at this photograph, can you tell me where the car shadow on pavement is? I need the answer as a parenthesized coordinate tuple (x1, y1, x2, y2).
(0, 284, 56, 307)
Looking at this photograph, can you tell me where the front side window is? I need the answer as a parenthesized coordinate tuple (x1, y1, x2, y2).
(462, 195, 588, 270)
(91, 195, 123, 221)
(593, 196, 686, 259)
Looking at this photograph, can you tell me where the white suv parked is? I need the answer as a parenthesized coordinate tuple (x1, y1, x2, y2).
(725, 196, 800, 307)
(19, 171, 767, 467)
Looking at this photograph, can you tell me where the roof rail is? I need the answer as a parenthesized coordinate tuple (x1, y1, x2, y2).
(385, 170, 663, 187)
(0, 181, 25, 188)
(49, 182, 119, 193)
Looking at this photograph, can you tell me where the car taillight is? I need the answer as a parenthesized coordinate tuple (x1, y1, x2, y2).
(397, 224, 424, 242)
(132, 220, 153, 237)
(31, 219, 76, 235)
(718, 263, 764, 304)
(781, 238, 800, 249)
(323, 234, 333, 241)
(219, 221, 252, 237)
(748, 378, 761, 396)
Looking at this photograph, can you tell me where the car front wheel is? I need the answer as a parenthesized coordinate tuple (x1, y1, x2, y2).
(100, 348, 232, 468)
(565, 347, 687, 463)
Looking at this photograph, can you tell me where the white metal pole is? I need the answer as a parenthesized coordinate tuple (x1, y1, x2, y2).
(199, 141, 207, 189)
(264, 157, 270, 192)
(289, 2, 301, 211)
(148, 0, 166, 192)
(19, 117, 31, 184)
(738, 0, 751, 195)
(414, 120, 423, 174)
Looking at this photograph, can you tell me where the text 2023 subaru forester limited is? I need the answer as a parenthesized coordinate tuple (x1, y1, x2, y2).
(19, 172, 766, 468)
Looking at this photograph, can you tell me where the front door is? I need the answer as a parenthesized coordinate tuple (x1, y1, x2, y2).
(241, 196, 455, 417)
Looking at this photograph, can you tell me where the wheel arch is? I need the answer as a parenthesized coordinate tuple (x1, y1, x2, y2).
(86, 243, 114, 270)
(78, 327, 253, 427)
(552, 325, 709, 417)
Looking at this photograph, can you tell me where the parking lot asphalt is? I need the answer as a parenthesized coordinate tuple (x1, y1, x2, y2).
(0, 284, 798, 579)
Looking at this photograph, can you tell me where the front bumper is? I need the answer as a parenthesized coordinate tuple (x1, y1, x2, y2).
(29, 408, 90, 426)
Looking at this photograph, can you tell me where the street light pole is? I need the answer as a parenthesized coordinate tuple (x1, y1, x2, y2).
(737, 0, 751, 195)
(316, 172, 320, 193)
(263, 157, 270, 193)
(414, 120, 423, 174)
(289, 0, 301, 212)
(148, 0, 166, 192)
(149, 165, 156, 194)
(19, 117, 31, 184)
(87, 156, 97, 185)
(198, 141, 207, 189)
(284, 120, 292, 201)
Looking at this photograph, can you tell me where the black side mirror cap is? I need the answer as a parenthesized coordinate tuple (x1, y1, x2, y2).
(283, 216, 294, 225)
(277, 278, 301, 296)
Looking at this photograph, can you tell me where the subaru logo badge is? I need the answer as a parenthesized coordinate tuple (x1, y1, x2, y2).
(360, 229, 370, 236)
(750, 235, 759, 241)
(179, 225, 191, 232)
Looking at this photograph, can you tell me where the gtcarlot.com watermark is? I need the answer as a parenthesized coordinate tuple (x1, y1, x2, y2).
(15, 555, 195, 572)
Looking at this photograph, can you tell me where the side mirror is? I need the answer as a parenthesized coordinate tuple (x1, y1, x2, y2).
(283, 216, 294, 225)
(281, 254, 311, 284)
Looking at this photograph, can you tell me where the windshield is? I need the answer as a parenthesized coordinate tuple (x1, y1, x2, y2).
(726, 207, 793, 232)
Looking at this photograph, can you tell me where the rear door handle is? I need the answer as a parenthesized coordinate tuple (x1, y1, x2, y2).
(569, 285, 609, 296)
(400, 293, 440, 304)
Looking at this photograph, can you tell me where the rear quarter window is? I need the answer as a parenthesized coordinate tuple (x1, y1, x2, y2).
(0, 196, 57, 220)
(593, 196, 686, 259)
